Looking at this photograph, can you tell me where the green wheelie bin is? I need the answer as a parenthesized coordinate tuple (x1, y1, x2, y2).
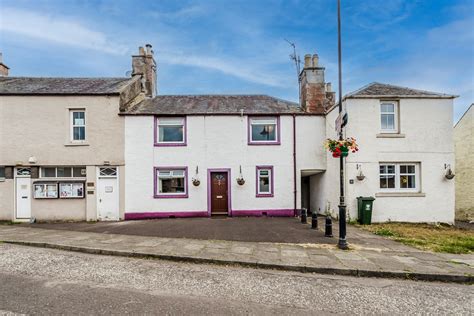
(357, 196, 375, 225)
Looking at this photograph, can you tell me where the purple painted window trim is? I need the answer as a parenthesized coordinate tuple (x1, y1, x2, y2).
(154, 116, 187, 147)
(256, 165, 274, 197)
(207, 168, 232, 216)
(247, 116, 281, 145)
(154, 166, 188, 198)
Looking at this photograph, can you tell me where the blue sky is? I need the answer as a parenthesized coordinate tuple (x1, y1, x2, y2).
(0, 0, 473, 122)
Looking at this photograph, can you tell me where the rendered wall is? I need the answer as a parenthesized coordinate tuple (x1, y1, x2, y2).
(323, 97, 455, 223)
(124, 115, 326, 217)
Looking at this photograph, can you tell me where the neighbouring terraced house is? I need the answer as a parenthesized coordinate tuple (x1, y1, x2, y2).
(0, 46, 458, 223)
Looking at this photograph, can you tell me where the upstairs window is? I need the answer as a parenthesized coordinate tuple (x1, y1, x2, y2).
(256, 166, 274, 197)
(379, 163, 419, 191)
(0, 166, 5, 181)
(380, 102, 398, 133)
(249, 117, 280, 145)
(155, 117, 186, 146)
(155, 168, 188, 198)
(70, 110, 86, 141)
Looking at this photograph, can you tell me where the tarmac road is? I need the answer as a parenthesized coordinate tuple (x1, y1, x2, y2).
(0, 243, 472, 315)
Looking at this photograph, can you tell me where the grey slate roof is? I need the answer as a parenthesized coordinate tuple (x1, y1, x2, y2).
(0, 77, 133, 95)
(345, 82, 456, 99)
(124, 95, 304, 115)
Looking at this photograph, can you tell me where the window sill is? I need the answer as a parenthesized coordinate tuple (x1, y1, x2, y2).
(65, 142, 89, 147)
(248, 142, 281, 146)
(154, 194, 188, 199)
(154, 143, 187, 147)
(375, 192, 425, 197)
(256, 194, 274, 198)
(376, 133, 405, 138)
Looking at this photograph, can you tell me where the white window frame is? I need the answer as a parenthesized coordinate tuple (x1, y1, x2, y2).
(70, 109, 86, 142)
(379, 163, 420, 192)
(155, 168, 188, 198)
(249, 117, 279, 144)
(256, 166, 273, 197)
(380, 102, 398, 133)
(156, 117, 186, 145)
(59, 182, 85, 199)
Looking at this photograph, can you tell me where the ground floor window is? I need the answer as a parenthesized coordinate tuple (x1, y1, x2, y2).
(256, 166, 274, 197)
(379, 163, 419, 191)
(155, 167, 188, 198)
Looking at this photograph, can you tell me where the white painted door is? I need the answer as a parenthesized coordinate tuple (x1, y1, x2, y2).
(16, 176, 31, 219)
(97, 167, 119, 220)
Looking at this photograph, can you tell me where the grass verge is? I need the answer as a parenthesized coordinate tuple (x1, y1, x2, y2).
(357, 222, 474, 254)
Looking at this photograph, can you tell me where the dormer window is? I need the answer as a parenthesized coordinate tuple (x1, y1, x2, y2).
(248, 116, 280, 145)
(155, 117, 186, 146)
(380, 102, 398, 133)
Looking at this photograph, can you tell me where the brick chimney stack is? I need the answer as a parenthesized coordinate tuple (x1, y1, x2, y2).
(299, 53, 335, 114)
(0, 53, 10, 77)
(131, 44, 157, 97)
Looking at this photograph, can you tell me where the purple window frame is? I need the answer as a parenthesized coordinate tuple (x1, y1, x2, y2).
(256, 166, 274, 197)
(154, 166, 188, 198)
(154, 116, 187, 147)
(247, 116, 281, 145)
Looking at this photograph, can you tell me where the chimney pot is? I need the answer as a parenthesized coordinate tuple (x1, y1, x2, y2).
(312, 54, 319, 67)
(326, 82, 332, 92)
(304, 54, 312, 68)
(139, 46, 146, 55)
(145, 44, 153, 55)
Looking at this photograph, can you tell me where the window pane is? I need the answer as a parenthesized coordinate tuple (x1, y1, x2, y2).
(400, 175, 415, 189)
(381, 103, 394, 113)
(259, 176, 270, 193)
(73, 167, 86, 177)
(0, 167, 4, 178)
(380, 175, 396, 188)
(406, 165, 415, 174)
(57, 167, 72, 177)
(259, 170, 269, 176)
(60, 183, 73, 197)
(73, 127, 85, 140)
(159, 126, 183, 142)
(72, 183, 84, 197)
(73, 112, 85, 125)
(251, 124, 276, 141)
(42, 167, 56, 177)
(159, 178, 185, 193)
(158, 118, 183, 125)
(381, 114, 394, 130)
(46, 184, 58, 198)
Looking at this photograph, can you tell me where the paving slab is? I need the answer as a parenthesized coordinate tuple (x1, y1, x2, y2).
(0, 225, 472, 283)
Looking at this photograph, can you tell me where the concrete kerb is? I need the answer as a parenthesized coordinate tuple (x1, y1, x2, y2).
(4, 240, 473, 284)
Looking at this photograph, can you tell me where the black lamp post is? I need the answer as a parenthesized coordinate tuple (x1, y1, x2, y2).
(337, 0, 348, 250)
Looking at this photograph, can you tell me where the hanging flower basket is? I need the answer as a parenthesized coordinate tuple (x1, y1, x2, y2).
(324, 138, 358, 158)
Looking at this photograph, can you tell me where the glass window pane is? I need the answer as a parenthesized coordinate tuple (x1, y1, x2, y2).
(0, 167, 5, 178)
(73, 167, 86, 177)
(159, 178, 184, 193)
(387, 165, 395, 173)
(42, 167, 56, 177)
(73, 127, 85, 140)
(259, 176, 270, 193)
(381, 103, 394, 113)
(159, 126, 183, 142)
(251, 124, 276, 141)
(46, 184, 58, 198)
(73, 112, 85, 125)
(407, 165, 415, 174)
(60, 183, 72, 197)
(158, 118, 184, 125)
(400, 165, 407, 173)
(259, 170, 269, 176)
(57, 167, 72, 177)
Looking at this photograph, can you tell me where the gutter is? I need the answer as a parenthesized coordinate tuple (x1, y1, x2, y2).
(292, 114, 297, 216)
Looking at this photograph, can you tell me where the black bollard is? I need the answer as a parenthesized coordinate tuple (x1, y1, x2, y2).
(325, 215, 333, 237)
(311, 212, 318, 229)
(301, 208, 307, 224)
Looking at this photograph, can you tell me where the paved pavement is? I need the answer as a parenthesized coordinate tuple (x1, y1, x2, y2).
(0, 222, 472, 283)
(0, 243, 472, 315)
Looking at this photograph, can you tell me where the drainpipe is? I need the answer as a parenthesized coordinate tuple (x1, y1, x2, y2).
(293, 114, 297, 216)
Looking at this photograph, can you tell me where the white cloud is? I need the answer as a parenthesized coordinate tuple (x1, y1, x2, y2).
(159, 51, 289, 88)
(0, 8, 128, 55)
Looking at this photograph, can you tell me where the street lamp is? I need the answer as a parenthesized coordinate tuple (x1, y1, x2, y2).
(337, 0, 348, 250)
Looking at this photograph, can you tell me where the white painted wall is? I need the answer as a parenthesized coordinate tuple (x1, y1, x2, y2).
(124, 115, 326, 215)
(322, 97, 455, 223)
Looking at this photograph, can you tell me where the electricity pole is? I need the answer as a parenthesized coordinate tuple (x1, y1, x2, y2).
(337, 0, 348, 250)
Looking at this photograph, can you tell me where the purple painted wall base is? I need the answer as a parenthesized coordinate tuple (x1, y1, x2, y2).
(232, 209, 294, 217)
(125, 211, 208, 220)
